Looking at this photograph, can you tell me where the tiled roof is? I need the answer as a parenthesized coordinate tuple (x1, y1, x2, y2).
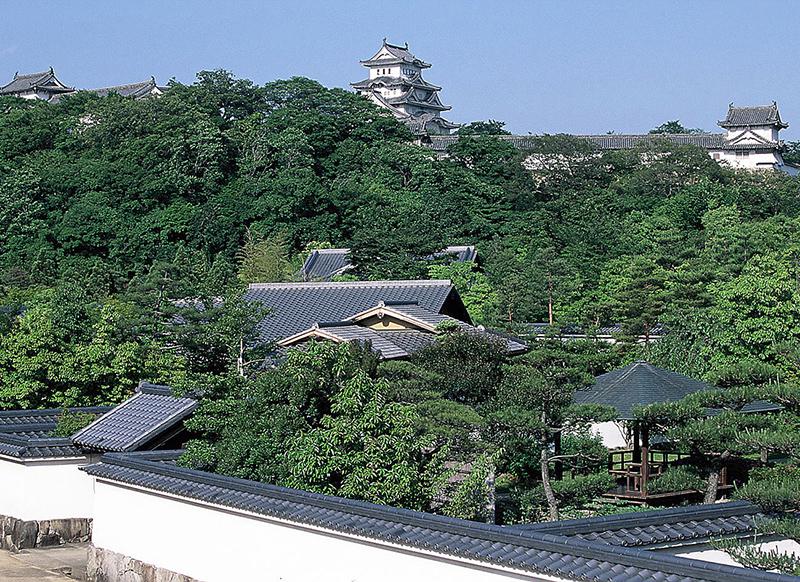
(300, 248, 353, 281)
(526, 322, 667, 337)
(426, 133, 782, 153)
(573, 361, 711, 420)
(0, 68, 73, 95)
(312, 323, 411, 360)
(71, 383, 197, 452)
(0, 406, 111, 459)
(90, 78, 158, 98)
(82, 453, 795, 582)
(351, 75, 442, 92)
(361, 40, 431, 68)
(513, 501, 762, 549)
(719, 103, 787, 129)
(244, 280, 461, 345)
(299, 246, 476, 282)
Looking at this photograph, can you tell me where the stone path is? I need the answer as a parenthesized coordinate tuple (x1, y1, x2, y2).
(0, 543, 88, 580)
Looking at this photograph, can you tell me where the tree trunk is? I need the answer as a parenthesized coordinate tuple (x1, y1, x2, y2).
(547, 272, 554, 326)
(540, 448, 559, 521)
(703, 451, 731, 504)
(703, 467, 720, 504)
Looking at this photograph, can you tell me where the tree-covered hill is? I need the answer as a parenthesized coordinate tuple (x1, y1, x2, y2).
(0, 70, 799, 408)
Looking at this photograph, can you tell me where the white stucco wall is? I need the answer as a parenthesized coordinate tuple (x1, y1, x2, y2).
(0, 455, 99, 521)
(590, 421, 628, 449)
(91, 479, 570, 582)
(670, 539, 800, 568)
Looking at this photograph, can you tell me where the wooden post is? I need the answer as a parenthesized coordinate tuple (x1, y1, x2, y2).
(632, 423, 641, 463)
(640, 424, 650, 497)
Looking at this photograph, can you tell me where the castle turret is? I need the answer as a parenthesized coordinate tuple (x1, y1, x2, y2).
(352, 39, 458, 135)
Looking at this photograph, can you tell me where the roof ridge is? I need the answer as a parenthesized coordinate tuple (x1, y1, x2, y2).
(82, 454, 795, 582)
(248, 279, 452, 289)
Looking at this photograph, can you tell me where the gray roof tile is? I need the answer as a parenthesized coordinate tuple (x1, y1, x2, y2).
(82, 453, 796, 582)
(427, 133, 783, 153)
(71, 383, 197, 452)
(512, 501, 762, 549)
(573, 361, 711, 419)
(0, 406, 111, 459)
(719, 103, 787, 128)
(244, 280, 460, 345)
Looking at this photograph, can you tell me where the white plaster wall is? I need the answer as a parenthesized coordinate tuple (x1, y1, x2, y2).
(671, 539, 800, 567)
(590, 421, 628, 449)
(91, 480, 569, 582)
(718, 150, 780, 169)
(0, 455, 98, 521)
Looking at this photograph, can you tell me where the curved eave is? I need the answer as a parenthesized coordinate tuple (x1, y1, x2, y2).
(718, 121, 789, 130)
(360, 58, 431, 69)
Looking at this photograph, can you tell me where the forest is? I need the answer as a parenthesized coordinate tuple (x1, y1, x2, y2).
(1, 72, 800, 567)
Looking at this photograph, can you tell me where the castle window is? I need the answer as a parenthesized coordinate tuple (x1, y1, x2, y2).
(735, 151, 751, 158)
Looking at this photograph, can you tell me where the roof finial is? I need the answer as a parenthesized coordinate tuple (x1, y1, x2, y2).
(13, 71, 18, 79)
(382, 37, 387, 44)
(404, 42, 408, 49)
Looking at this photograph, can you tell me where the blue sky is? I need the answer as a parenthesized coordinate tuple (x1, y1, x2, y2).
(2, 1, 798, 137)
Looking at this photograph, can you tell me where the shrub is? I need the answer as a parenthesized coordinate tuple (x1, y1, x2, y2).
(647, 466, 706, 494)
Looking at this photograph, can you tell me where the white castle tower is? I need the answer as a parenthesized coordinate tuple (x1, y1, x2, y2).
(352, 39, 458, 135)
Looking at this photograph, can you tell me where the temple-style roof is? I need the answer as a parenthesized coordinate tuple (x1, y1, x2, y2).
(244, 280, 467, 345)
(83, 452, 797, 582)
(573, 361, 712, 420)
(72, 382, 197, 452)
(719, 102, 787, 129)
(0, 68, 74, 96)
(360, 39, 431, 68)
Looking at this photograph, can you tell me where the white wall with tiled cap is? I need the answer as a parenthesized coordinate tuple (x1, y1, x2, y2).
(0, 455, 99, 521)
(90, 479, 572, 582)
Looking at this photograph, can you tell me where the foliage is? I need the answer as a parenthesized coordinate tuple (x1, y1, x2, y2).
(649, 120, 703, 134)
(440, 453, 495, 522)
(647, 465, 706, 494)
(735, 465, 800, 512)
(182, 341, 449, 511)
(51, 409, 97, 437)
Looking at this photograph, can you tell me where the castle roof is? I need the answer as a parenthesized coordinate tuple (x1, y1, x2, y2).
(90, 77, 164, 99)
(719, 102, 787, 129)
(351, 74, 442, 92)
(0, 68, 74, 96)
(361, 39, 431, 68)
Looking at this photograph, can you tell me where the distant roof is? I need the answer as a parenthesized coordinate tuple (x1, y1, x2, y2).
(244, 280, 464, 345)
(573, 361, 712, 419)
(0, 406, 111, 459)
(300, 248, 352, 281)
(513, 500, 762, 549)
(426, 133, 782, 153)
(83, 453, 796, 582)
(299, 246, 477, 281)
(89, 77, 162, 99)
(719, 102, 787, 129)
(526, 322, 666, 338)
(72, 382, 197, 452)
